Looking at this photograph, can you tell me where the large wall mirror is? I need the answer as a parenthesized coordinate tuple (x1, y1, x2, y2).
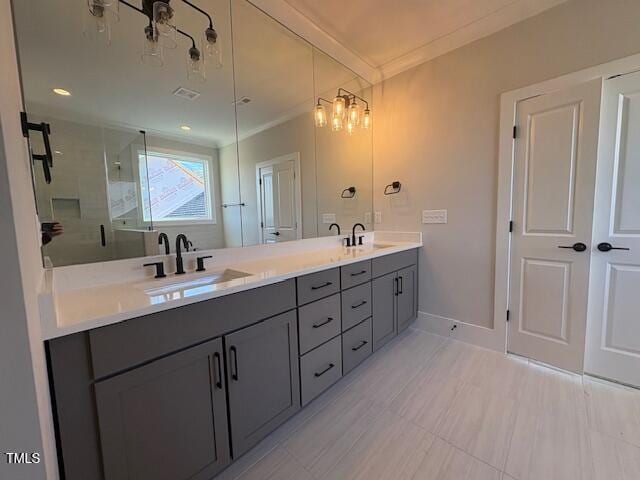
(13, 0, 373, 266)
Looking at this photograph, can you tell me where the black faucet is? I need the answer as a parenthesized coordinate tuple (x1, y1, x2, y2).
(158, 232, 170, 255)
(329, 223, 341, 235)
(351, 223, 365, 246)
(175, 234, 189, 275)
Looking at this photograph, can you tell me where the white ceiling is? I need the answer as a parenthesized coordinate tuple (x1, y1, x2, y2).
(281, 0, 569, 80)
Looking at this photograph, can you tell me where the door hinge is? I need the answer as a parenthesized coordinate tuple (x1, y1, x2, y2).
(506, 310, 510, 322)
(512, 125, 518, 139)
(260, 221, 264, 228)
(509, 220, 513, 233)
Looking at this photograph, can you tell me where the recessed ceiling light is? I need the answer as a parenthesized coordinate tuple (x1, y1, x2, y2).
(180, 125, 192, 131)
(54, 150, 63, 155)
(52, 88, 71, 96)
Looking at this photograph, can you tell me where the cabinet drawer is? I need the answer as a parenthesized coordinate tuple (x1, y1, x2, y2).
(341, 260, 372, 290)
(298, 294, 341, 355)
(297, 268, 340, 305)
(341, 282, 372, 331)
(342, 318, 372, 375)
(372, 249, 418, 278)
(300, 336, 342, 405)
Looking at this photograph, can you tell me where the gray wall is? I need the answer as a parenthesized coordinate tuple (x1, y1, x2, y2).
(373, 0, 640, 328)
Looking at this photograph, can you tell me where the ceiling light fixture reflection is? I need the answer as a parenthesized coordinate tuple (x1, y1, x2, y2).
(53, 88, 72, 96)
(315, 88, 370, 135)
(180, 125, 191, 131)
(85, 0, 222, 82)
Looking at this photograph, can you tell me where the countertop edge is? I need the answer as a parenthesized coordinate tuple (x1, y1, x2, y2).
(42, 242, 422, 340)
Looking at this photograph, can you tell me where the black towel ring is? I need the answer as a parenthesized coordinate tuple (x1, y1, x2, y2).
(384, 181, 402, 195)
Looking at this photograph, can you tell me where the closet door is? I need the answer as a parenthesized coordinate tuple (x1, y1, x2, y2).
(585, 71, 640, 387)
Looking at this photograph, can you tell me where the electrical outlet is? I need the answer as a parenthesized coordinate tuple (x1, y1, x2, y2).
(422, 209, 447, 224)
(322, 213, 336, 224)
(374, 211, 382, 224)
(364, 211, 372, 224)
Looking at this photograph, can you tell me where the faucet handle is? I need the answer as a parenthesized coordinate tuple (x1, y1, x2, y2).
(358, 236, 364, 245)
(196, 255, 213, 272)
(143, 261, 166, 279)
(343, 237, 352, 247)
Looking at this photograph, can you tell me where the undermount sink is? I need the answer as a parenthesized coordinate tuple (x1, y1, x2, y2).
(137, 269, 252, 297)
(371, 243, 396, 249)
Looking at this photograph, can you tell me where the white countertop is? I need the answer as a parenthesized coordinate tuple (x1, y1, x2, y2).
(40, 232, 422, 339)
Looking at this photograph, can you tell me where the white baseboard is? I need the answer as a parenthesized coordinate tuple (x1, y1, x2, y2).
(414, 311, 505, 352)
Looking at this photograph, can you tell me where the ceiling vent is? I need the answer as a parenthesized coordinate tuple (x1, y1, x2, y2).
(233, 96, 251, 106)
(172, 86, 201, 101)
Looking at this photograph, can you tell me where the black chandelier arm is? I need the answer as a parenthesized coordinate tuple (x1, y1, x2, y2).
(177, 28, 197, 49)
(181, 0, 214, 28)
(317, 97, 333, 106)
(118, 0, 145, 16)
(337, 87, 369, 110)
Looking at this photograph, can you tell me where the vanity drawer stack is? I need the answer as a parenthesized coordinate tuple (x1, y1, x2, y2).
(296, 258, 378, 406)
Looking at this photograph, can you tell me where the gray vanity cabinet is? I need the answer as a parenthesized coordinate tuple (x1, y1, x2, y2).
(94, 338, 230, 480)
(372, 272, 398, 350)
(372, 250, 419, 351)
(397, 264, 417, 333)
(225, 310, 300, 457)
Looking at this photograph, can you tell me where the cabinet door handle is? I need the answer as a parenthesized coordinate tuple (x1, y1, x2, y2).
(351, 300, 367, 309)
(314, 363, 335, 377)
(399, 276, 404, 295)
(230, 346, 238, 381)
(394, 277, 399, 296)
(350, 270, 367, 277)
(213, 352, 223, 389)
(312, 317, 333, 329)
(351, 340, 368, 351)
(311, 281, 333, 290)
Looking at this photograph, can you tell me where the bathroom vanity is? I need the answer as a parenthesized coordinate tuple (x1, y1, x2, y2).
(44, 239, 419, 480)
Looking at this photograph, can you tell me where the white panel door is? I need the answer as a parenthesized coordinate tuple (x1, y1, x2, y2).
(509, 79, 602, 373)
(585, 71, 640, 387)
(258, 159, 298, 243)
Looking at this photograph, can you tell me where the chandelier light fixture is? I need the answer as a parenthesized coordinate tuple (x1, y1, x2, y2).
(85, 0, 222, 82)
(315, 88, 371, 135)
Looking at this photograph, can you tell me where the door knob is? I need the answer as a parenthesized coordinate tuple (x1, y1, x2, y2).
(558, 242, 587, 252)
(269, 232, 281, 236)
(597, 242, 630, 252)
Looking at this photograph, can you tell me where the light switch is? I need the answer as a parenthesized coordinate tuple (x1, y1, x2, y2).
(422, 209, 447, 224)
(374, 211, 382, 224)
(322, 213, 336, 224)
(364, 212, 372, 224)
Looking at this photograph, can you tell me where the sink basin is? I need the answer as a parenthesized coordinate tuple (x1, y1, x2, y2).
(371, 243, 396, 249)
(137, 269, 252, 297)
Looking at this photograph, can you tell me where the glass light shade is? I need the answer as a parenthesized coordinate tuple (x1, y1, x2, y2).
(314, 103, 327, 128)
(85, 0, 118, 45)
(348, 101, 360, 126)
(346, 120, 355, 136)
(362, 109, 371, 129)
(203, 28, 223, 69)
(331, 114, 343, 131)
(333, 96, 346, 120)
(187, 48, 206, 83)
(141, 29, 163, 67)
(154, 2, 177, 49)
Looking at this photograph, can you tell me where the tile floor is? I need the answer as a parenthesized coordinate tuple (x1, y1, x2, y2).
(217, 328, 640, 480)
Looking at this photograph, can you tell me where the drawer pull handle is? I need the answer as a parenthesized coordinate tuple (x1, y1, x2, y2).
(213, 352, 223, 389)
(350, 270, 367, 277)
(314, 363, 335, 377)
(352, 340, 368, 351)
(311, 281, 333, 290)
(312, 317, 334, 329)
(399, 276, 404, 295)
(230, 346, 239, 381)
(351, 300, 368, 309)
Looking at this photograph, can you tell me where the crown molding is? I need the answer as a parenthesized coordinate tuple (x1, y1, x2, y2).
(373, 0, 570, 82)
(246, 0, 379, 84)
